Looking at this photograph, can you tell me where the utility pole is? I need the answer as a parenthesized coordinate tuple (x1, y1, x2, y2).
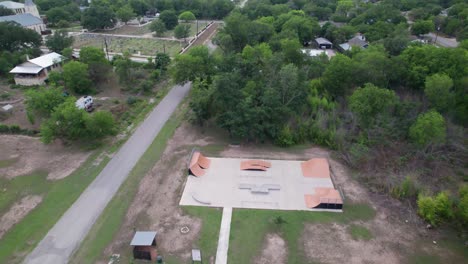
(434, 26, 441, 45)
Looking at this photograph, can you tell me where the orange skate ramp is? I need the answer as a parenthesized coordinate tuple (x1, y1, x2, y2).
(198, 153, 211, 169)
(188, 151, 211, 177)
(301, 158, 330, 178)
(240, 160, 271, 170)
(304, 187, 343, 209)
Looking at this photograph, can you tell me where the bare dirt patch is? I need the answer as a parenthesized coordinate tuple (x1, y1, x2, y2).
(102, 123, 215, 262)
(0, 195, 42, 239)
(302, 222, 401, 264)
(0, 135, 91, 180)
(255, 233, 287, 264)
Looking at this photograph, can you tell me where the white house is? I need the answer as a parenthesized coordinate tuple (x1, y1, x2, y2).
(9, 52, 65, 86)
(0, 0, 40, 18)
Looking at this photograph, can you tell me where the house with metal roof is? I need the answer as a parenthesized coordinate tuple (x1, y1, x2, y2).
(338, 33, 369, 52)
(0, 13, 45, 34)
(10, 52, 65, 86)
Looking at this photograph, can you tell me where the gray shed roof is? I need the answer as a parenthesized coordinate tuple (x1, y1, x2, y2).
(0, 13, 42, 27)
(315, 37, 332, 45)
(0, 1, 24, 9)
(9, 65, 42, 74)
(130, 231, 157, 246)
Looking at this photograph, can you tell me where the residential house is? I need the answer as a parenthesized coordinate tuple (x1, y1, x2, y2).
(9, 52, 65, 86)
(338, 34, 369, 52)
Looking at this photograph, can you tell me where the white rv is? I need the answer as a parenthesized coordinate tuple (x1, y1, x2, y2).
(75, 96, 94, 112)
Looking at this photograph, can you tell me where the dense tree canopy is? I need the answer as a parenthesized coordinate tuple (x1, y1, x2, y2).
(116, 5, 136, 24)
(0, 22, 42, 52)
(159, 10, 178, 30)
(81, 4, 116, 30)
(0, 6, 14, 16)
(45, 30, 73, 53)
(62, 61, 93, 94)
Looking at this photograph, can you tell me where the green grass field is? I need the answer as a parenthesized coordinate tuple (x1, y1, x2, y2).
(228, 204, 376, 264)
(348, 224, 373, 241)
(73, 35, 183, 56)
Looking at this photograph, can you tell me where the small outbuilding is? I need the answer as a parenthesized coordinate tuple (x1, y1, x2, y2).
(130, 231, 158, 261)
(315, 37, 333, 49)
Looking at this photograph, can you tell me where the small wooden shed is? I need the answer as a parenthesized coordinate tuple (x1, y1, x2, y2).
(130, 231, 158, 261)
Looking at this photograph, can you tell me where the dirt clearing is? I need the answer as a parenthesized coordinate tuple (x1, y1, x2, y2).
(255, 233, 287, 264)
(101, 123, 215, 263)
(0, 135, 90, 179)
(0, 195, 42, 239)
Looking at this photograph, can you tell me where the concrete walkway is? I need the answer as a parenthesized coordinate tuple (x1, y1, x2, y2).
(215, 207, 233, 264)
(24, 83, 191, 264)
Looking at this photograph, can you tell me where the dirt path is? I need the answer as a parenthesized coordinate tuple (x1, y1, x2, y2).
(24, 83, 191, 264)
(0, 195, 42, 239)
(255, 233, 287, 264)
(0, 135, 90, 180)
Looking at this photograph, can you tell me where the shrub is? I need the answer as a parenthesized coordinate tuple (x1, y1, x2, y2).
(417, 192, 453, 226)
(456, 185, 468, 225)
(409, 110, 446, 147)
(275, 126, 295, 147)
(126, 96, 139, 105)
(391, 176, 418, 199)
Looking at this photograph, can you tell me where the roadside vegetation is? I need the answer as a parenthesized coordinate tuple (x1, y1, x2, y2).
(172, 0, 468, 242)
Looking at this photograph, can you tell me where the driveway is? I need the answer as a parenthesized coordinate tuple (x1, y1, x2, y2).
(427, 33, 459, 48)
(24, 83, 191, 264)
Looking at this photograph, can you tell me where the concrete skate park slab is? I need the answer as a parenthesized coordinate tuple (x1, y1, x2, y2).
(180, 157, 342, 212)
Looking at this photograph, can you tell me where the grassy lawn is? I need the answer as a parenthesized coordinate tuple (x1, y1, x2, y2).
(182, 206, 223, 263)
(70, 101, 188, 264)
(348, 224, 373, 241)
(0, 171, 49, 215)
(73, 35, 182, 56)
(228, 204, 376, 264)
(0, 151, 110, 264)
(0, 157, 19, 169)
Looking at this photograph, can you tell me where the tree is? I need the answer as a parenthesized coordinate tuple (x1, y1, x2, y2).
(149, 20, 166, 36)
(171, 46, 215, 83)
(62, 47, 73, 59)
(0, 6, 14, 16)
(409, 110, 446, 147)
(178, 11, 196, 22)
(116, 5, 136, 24)
(46, 7, 70, 24)
(411, 20, 435, 36)
(424, 74, 454, 112)
(0, 22, 41, 52)
(174, 24, 191, 41)
(62, 61, 93, 94)
(81, 5, 116, 30)
(155, 52, 170, 71)
(159, 10, 178, 30)
(79, 46, 110, 82)
(25, 86, 66, 123)
(349, 83, 398, 127)
(40, 98, 116, 143)
(321, 54, 355, 97)
(45, 30, 73, 53)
